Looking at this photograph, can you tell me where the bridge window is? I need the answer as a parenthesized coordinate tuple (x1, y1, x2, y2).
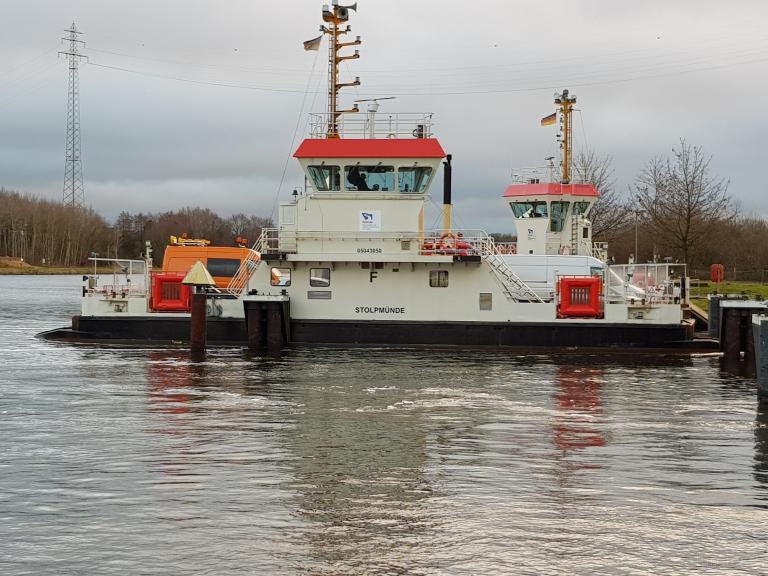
(574, 201, 591, 215)
(511, 201, 548, 218)
(310, 268, 331, 287)
(345, 165, 394, 191)
(550, 201, 570, 233)
(307, 165, 341, 191)
(398, 167, 433, 193)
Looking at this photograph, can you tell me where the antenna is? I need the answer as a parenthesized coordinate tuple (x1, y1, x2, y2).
(354, 97, 396, 138)
(59, 22, 88, 208)
(553, 89, 577, 184)
(320, 3, 361, 138)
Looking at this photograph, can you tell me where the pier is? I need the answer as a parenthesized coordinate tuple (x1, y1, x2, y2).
(707, 294, 768, 403)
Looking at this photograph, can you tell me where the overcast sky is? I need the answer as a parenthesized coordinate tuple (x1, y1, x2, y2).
(2, 0, 767, 232)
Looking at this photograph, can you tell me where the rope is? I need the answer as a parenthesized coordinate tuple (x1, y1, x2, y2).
(268, 46, 321, 222)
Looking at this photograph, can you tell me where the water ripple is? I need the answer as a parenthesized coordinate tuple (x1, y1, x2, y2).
(0, 276, 766, 575)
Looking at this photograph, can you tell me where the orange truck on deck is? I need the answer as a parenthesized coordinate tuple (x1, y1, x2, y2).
(161, 246, 251, 289)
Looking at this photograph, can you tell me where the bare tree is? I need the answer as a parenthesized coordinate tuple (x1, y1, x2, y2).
(633, 139, 733, 266)
(572, 150, 631, 241)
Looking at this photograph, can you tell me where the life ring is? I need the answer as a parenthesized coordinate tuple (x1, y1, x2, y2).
(437, 232, 456, 251)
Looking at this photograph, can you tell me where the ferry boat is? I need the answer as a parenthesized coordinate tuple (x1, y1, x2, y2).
(40, 2, 697, 349)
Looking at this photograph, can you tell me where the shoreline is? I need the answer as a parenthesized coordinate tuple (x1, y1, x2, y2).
(0, 266, 126, 275)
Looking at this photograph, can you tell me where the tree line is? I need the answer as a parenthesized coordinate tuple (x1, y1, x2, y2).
(3, 138, 766, 276)
(571, 139, 768, 279)
(0, 188, 272, 267)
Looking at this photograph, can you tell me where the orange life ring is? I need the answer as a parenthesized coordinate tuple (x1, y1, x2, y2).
(437, 232, 456, 251)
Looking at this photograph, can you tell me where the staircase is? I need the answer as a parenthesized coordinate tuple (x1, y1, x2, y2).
(482, 238, 544, 303)
(225, 236, 264, 295)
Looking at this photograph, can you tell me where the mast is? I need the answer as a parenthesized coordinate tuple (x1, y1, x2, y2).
(554, 89, 577, 184)
(321, 2, 361, 138)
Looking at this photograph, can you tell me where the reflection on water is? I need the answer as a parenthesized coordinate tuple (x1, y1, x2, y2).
(1, 276, 767, 575)
(756, 407, 768, 500)
(554, 366, 606, 451)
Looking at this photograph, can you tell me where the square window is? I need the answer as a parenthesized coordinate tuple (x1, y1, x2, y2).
(271, 267, 291, 286)
(429, 270, 449, 287)
(479, 293, 492, 310)
(310, 268, 331, 287)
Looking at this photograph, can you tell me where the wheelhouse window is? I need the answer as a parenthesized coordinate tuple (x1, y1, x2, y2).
(207, 258, 241, 277)
(574, 201, 591, 215)
(398, 167, 433, 193)
(510, 201, 548, 218)
(550, 201, 570, 233)
(345, 165, 395, 191)
(309, 268, 330, 287)
(307, 165, 341, 191)
(429, 270, 449, 287)
(271, 267, 291, 286)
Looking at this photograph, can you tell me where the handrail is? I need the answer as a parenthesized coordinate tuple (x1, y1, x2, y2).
(308, 112, 435, 139)
(85, 257, 148, 297)
(225, 248, 261, 295)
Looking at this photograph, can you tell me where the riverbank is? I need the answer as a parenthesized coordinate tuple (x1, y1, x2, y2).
(0, 257, 118, 275)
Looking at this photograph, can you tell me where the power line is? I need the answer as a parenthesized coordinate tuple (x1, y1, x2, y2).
(85, 47, 768, 98)
(88, 61, 311, 93)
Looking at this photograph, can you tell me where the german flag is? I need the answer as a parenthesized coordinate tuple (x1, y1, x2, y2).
(540, 112, 556, 126)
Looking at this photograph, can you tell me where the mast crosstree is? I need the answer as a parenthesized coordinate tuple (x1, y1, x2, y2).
(320, 1, 361, 138)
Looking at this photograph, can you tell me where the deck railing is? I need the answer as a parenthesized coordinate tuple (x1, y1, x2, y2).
(308, 112, 435, 140)
(256, 228, 500, 256)
(85, 257, 149, 297)
(606, 263, 687, 305)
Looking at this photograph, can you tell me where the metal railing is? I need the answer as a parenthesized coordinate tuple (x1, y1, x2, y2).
(606, 263, 687, 305)
(85, 257, 148, 297)
(225, 249, 262, 295)
(308, 112, 435, 139)
(510, 165, 559, 184)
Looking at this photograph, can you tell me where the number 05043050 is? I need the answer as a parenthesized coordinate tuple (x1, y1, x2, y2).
(356, 248, 382, 253)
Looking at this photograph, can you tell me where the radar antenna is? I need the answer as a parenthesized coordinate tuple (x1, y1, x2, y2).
(354, 96, 396, 138)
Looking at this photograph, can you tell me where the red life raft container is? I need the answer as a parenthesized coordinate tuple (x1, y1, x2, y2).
(150, 272, 191, 312)
(557, 276, 603, 318)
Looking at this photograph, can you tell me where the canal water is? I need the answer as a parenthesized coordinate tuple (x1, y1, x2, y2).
(1, 275, 766, 575)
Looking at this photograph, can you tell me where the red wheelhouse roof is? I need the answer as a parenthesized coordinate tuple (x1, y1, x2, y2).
(294, 138, 446, 159)
(503, 182, 599, 198)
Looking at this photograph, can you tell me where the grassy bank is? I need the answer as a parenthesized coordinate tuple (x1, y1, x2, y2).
(0, 258, 119, 275)
(689, 280, 768, 312)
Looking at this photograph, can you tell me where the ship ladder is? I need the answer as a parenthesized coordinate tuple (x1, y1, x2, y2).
(226, 249, 261, 296)
(485, 253, 544, 303)
(570, 214, 579, 255)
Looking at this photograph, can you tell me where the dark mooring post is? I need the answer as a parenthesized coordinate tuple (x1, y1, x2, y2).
(708, 295, 723, 339)
(721, 307, 742, 362)
(246, 302, 265, 352)
(182, 260, 216, 361)
(190, 287, 207, 359)
(754, 315, 768, 404)
(266, 302, 283, 355)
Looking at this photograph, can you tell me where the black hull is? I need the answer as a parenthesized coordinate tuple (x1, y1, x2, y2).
(36, 315, 709, 350)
